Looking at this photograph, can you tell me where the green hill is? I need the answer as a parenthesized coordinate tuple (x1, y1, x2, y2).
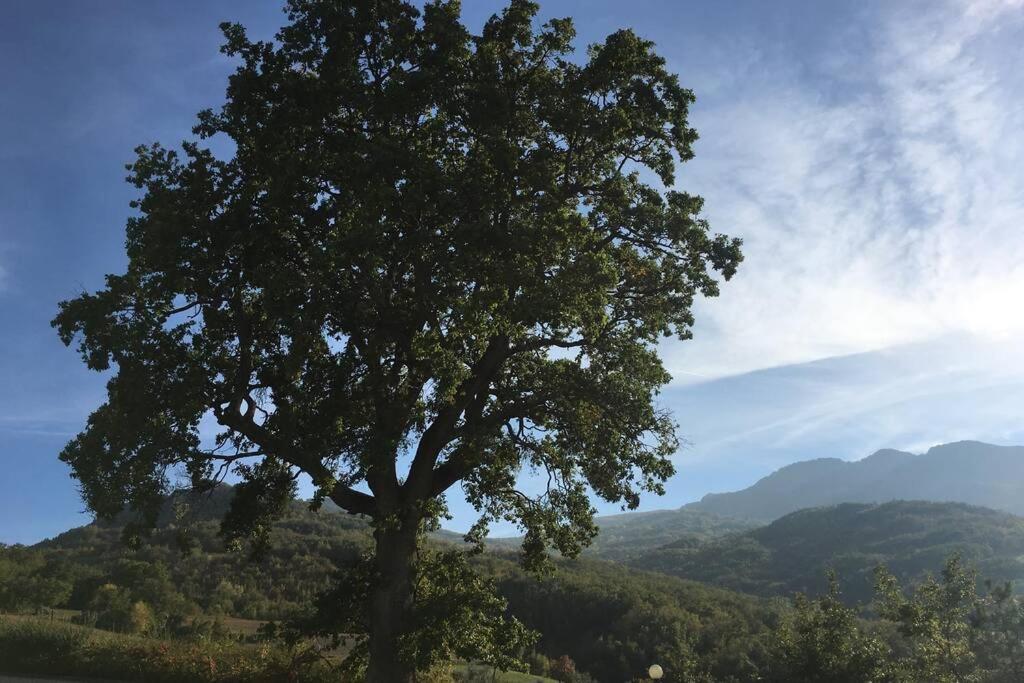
(633, 500, 1024, 603)
(9, 488, 1024, 681)
(485, 507, 755, 561)
(30, 490, 371, 619)
(2, 486, 783, 683)
(579, 507, 756, 561)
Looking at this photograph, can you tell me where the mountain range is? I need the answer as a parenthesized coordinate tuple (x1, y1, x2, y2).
(490, 440, 1024, 601)
(17, 439, 1024, 610)
(685, 440, 1024, 521)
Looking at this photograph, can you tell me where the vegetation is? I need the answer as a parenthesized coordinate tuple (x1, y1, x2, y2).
(495, 557, 783, 682)
(52, 0, 740, 678)
(478, 507, 755, 562)
(6, 543, 1024, 682)
(766, 555, 1024, 683)
(571, 508, 754, 562)
(0, 498, 784, 682)
(768, 571, 891, 682)
(5, 493, 1024, 681)
(0, 613, 337, 682)
(633, 501, 1024, 603)
(2, 487, 369, 623)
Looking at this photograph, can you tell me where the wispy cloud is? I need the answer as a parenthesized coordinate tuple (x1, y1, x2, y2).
(0, 237, 10, 292)
(0, 414, 78, 439)
(656, 334, 1024, 505)
(661, 0, 1024, 382)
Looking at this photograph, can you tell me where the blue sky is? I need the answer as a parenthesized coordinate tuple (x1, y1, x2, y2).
(2, 0, 1023, 543)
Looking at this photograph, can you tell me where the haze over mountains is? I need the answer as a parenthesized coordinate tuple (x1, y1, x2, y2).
(481, 441, 1024, 589)
(685, 441, 1024, 521)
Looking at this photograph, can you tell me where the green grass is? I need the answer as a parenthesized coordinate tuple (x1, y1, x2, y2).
(453, 663, 558, 682)
(0, 615, 556, 682)
(491, 671, 558, 682)
(213, 615, 267, 637)
(0, 614, 338, 682)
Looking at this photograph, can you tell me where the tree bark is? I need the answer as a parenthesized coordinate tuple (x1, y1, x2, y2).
(365, 519, 420, 683)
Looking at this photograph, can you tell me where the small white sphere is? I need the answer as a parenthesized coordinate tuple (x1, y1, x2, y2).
(648, 664, 664, 679)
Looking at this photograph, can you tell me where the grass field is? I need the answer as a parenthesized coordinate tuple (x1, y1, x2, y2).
(213, 615, 266, 637)
(0, 614, 337, 683)
(453, 667, 558, 682)
(0, 614, 557, 682)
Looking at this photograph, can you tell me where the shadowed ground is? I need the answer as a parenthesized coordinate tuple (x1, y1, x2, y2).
(0, 676, 115, 683)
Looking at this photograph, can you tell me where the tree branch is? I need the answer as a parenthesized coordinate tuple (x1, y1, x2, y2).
(405, 334, 510, 499)
(214, 407, 377, 516)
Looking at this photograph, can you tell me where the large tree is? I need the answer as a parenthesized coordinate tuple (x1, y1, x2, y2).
(54, 0, 741, 679)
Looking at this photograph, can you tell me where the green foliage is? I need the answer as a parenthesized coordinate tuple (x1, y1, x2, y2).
(11, 494, 1024, 682)
(565, 508, 754, 562)
(763, 555, 1024, 683)
(407, 548, 535, 672)
(0, 544, 74, 612)
(130, 600, 157, 634)
(634, 501, 1024, 604)
(52, 0, 739, 556)
(455, 664, 561, 682)
(53, 1, 740, 676)
(494, 556, 783, 682)
(307, 544, 536, 679)
(0, 488, 371, 630)
(2, 502, 787, 683)
(15, 497, 1024, 682)
(769, 571, 892, 682)
(875, 554, 981, 682)
(88, 583, 134, 632)
(971, 581, 1024, 682)
(0, 614, 338, 682)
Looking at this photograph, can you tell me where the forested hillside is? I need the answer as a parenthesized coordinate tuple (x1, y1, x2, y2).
(486, 507, 755, 561)
(1, 486, 785, 682)
(7, 487, 1024, 681)
(634, 500, 1024, 603)
(687, 441, 1024, 521)
(26, 491, 369, 619)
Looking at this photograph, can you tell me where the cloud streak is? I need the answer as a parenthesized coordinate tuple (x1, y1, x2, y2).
(660, 0, 1024, 382)
(652, 334, 1024, 508)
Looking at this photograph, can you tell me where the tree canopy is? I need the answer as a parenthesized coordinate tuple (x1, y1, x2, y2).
(53, 0, 741, 678)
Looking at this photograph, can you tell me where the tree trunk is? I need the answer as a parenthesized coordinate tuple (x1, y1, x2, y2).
(365, 520, 419, 683)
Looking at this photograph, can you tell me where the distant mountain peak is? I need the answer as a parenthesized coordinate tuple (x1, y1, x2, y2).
(686, 441, 1024, 522)
(859, 447, 914, 463)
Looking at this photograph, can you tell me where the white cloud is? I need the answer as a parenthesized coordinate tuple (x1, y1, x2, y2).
(662, 0, 1024, 382)
(654, 334, 1024, 504)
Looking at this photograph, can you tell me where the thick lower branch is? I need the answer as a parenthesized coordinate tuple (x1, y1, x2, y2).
(214, 407, 377, 516)
(405, 334, 510, 498)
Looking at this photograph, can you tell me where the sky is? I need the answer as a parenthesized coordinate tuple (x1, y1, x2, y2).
(2, 0, 1023, 543)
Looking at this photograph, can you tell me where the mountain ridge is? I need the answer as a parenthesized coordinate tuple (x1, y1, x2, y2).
(686, 440, 1024, 521)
